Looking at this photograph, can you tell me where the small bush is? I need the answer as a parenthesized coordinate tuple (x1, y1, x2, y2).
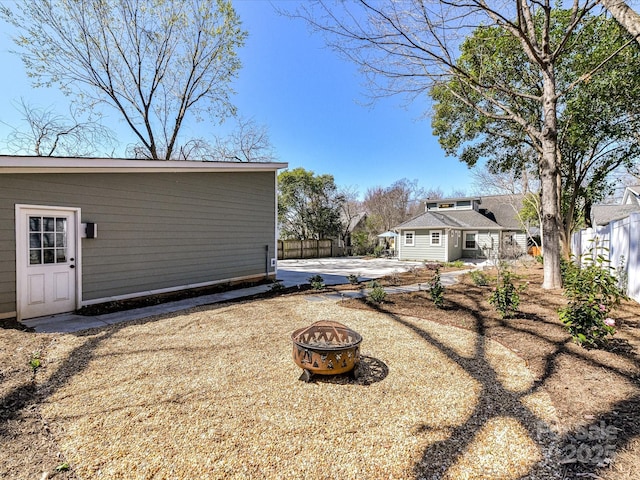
(444, 260, 465, 268)
(470, 270, 490, 286)
(373, 245, 385, 258)
(29, 351, 41, 373)
(347, 273, 360, 285)
(488, 267, 526, 319)
(406, 266, 420, 277)
(559, 252, 624, 347)
(367, 281, 387, 303)
(427, 268, 445, 308)
(388, 271, 401, 285)
(308, 274, 325, 290)
(269, 281, 285, 293)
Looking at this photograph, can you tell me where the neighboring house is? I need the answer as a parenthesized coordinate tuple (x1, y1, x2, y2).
(572, 185, 640, 303)
(622, 185, 640, 206)
(394, 195, 530, 262)
(337, 212, 368, 255)
(0, 156, 286, 321)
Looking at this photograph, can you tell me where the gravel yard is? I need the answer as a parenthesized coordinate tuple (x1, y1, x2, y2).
(25, 295, 556, 479)
(3, 262, 639, 479)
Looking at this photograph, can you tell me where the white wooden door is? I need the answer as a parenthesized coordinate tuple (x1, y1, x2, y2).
(17, 206, 78, 319)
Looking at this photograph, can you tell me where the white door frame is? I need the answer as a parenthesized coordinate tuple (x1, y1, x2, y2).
(15, 204, 82, 321)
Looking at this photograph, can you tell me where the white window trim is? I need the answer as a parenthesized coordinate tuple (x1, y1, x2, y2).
(430, 230, 443, 246)
(404, 231, 415, 246)
(463, 231, 478, 250)
(454, 230, 459, 248)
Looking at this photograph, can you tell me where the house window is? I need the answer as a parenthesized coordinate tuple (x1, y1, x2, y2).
(454, 231, 459, 248)
(438, 203, 454, 209)
(404, 231, 415, 246)
(504, 232, 515, 246)
(464, 232, 477, 250)
(430, 230, 442, 246)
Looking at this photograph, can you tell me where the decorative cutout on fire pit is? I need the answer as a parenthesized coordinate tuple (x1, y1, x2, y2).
(291, 321, 363, 382)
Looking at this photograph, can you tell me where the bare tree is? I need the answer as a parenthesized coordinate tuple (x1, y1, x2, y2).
(290, 1, 615, 288)
(335, 185, 364, 251)
(364, 178, 425, 232)
(214, 117, 277, 162)
(1, 0, 246, 160)
(3, 99, 116, 157)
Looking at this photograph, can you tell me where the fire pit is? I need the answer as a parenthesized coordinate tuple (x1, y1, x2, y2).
(291, 320, 362, 382)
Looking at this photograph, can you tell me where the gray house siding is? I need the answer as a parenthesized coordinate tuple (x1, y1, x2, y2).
(0, 170, 277, 316)
(398, 229, 447, 262)
(0, 224, 15, 315)
(461, 231, 500, 259)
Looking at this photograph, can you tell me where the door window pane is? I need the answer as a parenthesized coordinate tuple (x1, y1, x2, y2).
(43, 217, 55, 231)
(43, 233, 54, 248)
(29, 217, 40, 232)
(29, 250, 41, 265)
(28, 216, 68, 265)
(30, 234, 41, 248)
(43, 249, 55, 264)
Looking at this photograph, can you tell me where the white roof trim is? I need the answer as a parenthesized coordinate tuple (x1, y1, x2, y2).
(0, 156, 287, 174)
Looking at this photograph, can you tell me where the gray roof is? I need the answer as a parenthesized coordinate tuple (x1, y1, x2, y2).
(478, 195, 524, 230)
(396, 209, 502, 230)
(592, 204, 640, 226)
(345, 212, 367, 232)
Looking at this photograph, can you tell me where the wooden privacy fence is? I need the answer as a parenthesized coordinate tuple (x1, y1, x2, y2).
(278, 239, 339, 259)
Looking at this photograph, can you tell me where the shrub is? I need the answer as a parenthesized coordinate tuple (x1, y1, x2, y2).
(488, 267, 526, 319)
(29, 351, 41, 373)
(347, 273, 360, 285)
(444, 260, 464, 268)
(373, 245, 385, 258)
(388, 271, 401, 285)
(308, 274, 325, 290)
(367, 280, 387, 303)
(470, 270, 490, 286)
(269, 281, 285, 293)
(427, 268, 445, 308)
(559, 253, 624, 347)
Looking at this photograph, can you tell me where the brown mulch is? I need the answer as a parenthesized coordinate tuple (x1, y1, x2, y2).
(1, 261, 639, 479)
(341, 262, 640, 479)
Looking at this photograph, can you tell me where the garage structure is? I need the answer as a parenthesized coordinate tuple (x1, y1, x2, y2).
(0, 156, 286, 321)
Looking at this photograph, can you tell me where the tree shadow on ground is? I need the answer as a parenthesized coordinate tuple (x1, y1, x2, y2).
(359, 281, 640, 479)
(0, 314, 175, 477)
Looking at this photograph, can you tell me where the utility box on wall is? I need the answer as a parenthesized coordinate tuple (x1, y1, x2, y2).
(82, 222, 98, 238)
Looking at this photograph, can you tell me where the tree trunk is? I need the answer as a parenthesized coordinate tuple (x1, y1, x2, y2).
(600, 0, 640, 44)
(540, 68, 563, 289)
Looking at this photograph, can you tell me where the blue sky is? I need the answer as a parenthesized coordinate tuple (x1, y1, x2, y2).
(0, 0, 478, 199)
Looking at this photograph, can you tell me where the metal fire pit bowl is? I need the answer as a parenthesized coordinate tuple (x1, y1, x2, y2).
(291, 320, 362, 382)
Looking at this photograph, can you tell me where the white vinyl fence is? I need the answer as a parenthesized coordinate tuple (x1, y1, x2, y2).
(571, 212, 640, 303)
